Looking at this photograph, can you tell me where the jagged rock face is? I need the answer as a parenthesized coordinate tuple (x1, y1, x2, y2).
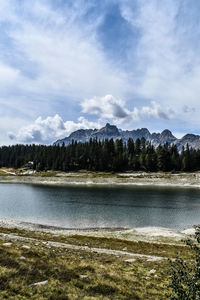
(53, 123, 200, 151)
(54, 124, 121, 146)
(70, 129, 94, 139)
(122, 128, 151, 142)
(54, 129, 95, 146)
(175, 134, 200, 150)
(91, 123, 120, 139)
(151, 129, 177, 147)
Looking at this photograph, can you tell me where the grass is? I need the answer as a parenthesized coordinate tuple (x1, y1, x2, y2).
(0, 237, 170, 299)
(0, 227, 193, 259)
(0, 227, 195, 299)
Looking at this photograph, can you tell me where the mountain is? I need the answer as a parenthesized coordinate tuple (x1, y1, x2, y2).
(91, 123, 121, 140)
(150, 130, 177, 147)
(54, 123, 121, 146)
(54, 123, 200, 150)
(55, 129, 95, 146)
(121, 128, 151, 141)
(174, 134, 200, 150)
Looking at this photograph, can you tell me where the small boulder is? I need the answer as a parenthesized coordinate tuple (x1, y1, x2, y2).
(3, 242, 12, 247)
(19, 256, 26, 261)
(79, 275, 88, 279)
(22, 245, 30, 249)
(31, 280, 48, 286)
(124, 258, 136, 263)
(149, 269, 156, 274)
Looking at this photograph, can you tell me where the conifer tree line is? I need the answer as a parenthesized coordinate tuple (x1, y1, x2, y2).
(0, 138, 199, 172)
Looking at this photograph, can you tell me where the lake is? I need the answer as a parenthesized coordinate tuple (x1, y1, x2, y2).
(0, 183, 200, 230)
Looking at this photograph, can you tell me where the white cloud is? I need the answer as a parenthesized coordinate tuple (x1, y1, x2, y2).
(3, 0, 129, 101)
(8, 94, 175, 144)
(0, 116, 29, 146)
(81, 94, 175, 124)
(120, 0, 200, 123)
(82, 95, 129, 119)
(141, 101, 175, 120)
(1, 0, 200, 145)
(9, 114, 101, 144)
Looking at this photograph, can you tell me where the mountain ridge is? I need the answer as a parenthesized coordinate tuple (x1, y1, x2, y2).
(54, 123, 200, 151)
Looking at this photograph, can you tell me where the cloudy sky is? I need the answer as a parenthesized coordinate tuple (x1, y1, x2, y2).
(0, 0, 200, 145)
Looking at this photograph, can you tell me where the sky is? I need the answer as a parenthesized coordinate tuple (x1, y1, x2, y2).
(0, 0, 200, 145)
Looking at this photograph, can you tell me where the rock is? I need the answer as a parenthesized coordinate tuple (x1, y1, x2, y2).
(181, 228, 195, 235)
(22, 245, 30, 249)
(124, 258, 136, 263)
(31, 280, 48, 286)
(147, 257, 163, 262)
(149, 269, 156, 274)
(79, 275, 88, 279)
(3, 242, 12, 247)
(19, 256, 26, 260)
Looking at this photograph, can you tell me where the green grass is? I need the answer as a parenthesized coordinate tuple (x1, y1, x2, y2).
(0, 227, 195, 299)
(0, 227, 193, 260)
(0, 237, 171, 299)
(32, 171, 58, 177)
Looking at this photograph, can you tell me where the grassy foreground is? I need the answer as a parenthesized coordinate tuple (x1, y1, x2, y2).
(0, 226, 195, 299)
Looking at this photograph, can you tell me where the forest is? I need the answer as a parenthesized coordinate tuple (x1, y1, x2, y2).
(0, 138, 199, 172)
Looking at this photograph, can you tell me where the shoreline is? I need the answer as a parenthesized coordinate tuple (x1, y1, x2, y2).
(1, 170, 200, 189)
(0, 217, 129, 233)
(1, 181, 200, 190)
(0, 217, 195, 244)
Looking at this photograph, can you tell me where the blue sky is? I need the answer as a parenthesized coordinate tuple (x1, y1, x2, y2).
(0, 0, 200, 144)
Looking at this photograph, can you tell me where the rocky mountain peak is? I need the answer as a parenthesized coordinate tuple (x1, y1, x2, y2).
(174, 133, 200, 150)
(150, 129, 176, 147)
(161, 129, 174, 138)
(181, 134, 199, 141)
(69, 129, 93, 137)
(53, 124, 200, 151)
(92, 123, 120, 137)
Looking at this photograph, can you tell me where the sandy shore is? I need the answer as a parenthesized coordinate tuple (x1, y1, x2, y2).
(0, 217, 195, 244)
(0, 170, 200, 188)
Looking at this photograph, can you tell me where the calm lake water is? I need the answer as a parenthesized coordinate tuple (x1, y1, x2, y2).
(0, 183, 200, 230)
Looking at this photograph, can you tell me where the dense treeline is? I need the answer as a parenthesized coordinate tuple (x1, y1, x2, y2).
(0, 138, 200, 172)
